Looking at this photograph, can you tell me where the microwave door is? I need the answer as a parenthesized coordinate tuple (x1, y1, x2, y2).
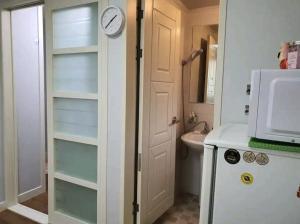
(256, 71, 300, 143)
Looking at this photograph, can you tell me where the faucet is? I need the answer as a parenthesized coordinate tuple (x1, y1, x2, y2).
(190, 120, 210, 134)
(187, 112, 210, 134)
(188, 112, 198, 124)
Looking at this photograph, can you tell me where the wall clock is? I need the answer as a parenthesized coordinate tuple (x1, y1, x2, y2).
(101, 6, 125, 37)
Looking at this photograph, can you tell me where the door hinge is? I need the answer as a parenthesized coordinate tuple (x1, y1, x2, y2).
(138, 153, 142, 171)
(137, 48, 143, 59)
(133, 202, 140, 214)
(137, 8, 144, 20)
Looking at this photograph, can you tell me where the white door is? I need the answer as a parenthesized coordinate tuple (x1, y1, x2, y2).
(138, 0, 180, 223)
(213, 147, 300, 224)
(11, 5, 46, 203)
(45, 1, 107, 223)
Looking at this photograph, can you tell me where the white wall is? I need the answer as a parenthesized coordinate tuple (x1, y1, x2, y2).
(178, 5, 219, 196)
(175, 0, 187, 139)
(187, 6, 219, 27)
(106, 0, 125, 221)
(106, 0, 136, 223)
(221, 0, 300, 124)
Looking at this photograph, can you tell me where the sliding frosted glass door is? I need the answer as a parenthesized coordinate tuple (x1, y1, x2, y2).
(46, 1, 106, 223)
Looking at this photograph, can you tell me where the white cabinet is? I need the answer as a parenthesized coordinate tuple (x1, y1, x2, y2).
(213, 147, 300, 224)
(200, 124, 300, 224)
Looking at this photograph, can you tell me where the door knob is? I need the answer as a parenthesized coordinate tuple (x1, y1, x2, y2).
(169, 116, 180, 126)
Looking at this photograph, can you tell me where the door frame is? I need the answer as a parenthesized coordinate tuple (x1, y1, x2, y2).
(213, 0, 228, 128)
(136, 0, 182, 223)
(0, 0, 48, 223)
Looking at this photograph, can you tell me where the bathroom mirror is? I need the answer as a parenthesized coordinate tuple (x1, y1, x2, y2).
(189, 25, 218, 104)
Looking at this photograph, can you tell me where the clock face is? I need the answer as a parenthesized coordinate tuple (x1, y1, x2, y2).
(101, 6, 125, 37)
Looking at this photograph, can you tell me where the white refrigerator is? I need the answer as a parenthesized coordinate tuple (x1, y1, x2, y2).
(200, 124, 300, 224)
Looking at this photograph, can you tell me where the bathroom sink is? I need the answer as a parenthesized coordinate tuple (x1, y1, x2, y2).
(181, 131, 207, 151)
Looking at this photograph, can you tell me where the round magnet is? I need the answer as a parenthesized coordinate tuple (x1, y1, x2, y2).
(241, 172, 254, 185)
(256, 153, 269, 166)
(243, 151, 256, 163)
(224, 149, 240, 165)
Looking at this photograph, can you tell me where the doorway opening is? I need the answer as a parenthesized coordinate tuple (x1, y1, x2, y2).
(0, 3, 48, 224)
(135, 0, 220, 223)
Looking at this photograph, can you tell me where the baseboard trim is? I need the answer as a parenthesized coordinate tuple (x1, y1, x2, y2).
(8, 204, 48, 224)
(18, 185, 45, 203)
(0, 201, 7, 212)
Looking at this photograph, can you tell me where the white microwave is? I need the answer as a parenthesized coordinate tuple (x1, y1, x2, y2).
(248, 69, 300, 144)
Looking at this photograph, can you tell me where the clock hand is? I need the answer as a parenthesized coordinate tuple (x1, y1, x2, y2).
(105, 15, 117, 29)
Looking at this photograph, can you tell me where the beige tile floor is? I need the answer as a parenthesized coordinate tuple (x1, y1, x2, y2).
(154, 193, 200, 224)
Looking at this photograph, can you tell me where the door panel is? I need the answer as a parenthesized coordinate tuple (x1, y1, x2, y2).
(11, 6, 45, 200)
(151, 10, 176, 82)
(149, 82, 173, 147)
(148, 141, 171, 210)
(138, 1, 179, 223)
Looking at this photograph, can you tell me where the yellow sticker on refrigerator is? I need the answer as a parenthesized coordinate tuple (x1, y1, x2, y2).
(241, 172, 254, 185)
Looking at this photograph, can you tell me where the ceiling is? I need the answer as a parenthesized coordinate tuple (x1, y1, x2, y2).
(180, 0, 220, 9)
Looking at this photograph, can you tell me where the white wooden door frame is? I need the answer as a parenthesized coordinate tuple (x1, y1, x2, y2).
(137, 0, 181, 223)
(213, 0, 228, 128)
(0, 1, 48, 223)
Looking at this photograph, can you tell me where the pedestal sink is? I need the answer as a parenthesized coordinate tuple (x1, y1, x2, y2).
(181, 130, 207, 151)
(181, 130, 208, 203)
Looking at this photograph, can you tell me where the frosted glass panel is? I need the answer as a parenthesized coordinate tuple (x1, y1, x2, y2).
(55, 179, 97, 224)
(54, 98, 97, 138)
(53, 53, 98, 93)
(53, 3, 98, 49)
(55, 140, 97, 182)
